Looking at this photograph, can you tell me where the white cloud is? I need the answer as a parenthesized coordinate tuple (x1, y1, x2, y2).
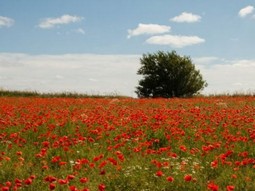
(0, 16, 15, 28)
(127, 23, 170, 38)
(195, 57, 255, 94)
(239, 5, 254, 17)
(193, 57, 220, 65)
(146, 34, 205, 48)
(0, 53, 140, 97)
(170, 12, 201, 23)
(38, 14, 83, 29)
(74, 28, 85, 34)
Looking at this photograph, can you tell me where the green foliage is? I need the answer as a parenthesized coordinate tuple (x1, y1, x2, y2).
(136, 51, 207, 98)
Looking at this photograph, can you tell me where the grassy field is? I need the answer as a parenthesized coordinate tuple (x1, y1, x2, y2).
(0, 96, 255, 190)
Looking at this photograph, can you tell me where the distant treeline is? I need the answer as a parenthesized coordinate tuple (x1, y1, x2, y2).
(0, 89, 254, 98)
(0, 89, 130, 98)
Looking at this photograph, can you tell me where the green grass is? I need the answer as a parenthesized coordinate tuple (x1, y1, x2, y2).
(0, 94, 255, 190)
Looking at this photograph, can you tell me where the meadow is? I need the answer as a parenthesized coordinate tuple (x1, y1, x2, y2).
(0, 96, 255, 191)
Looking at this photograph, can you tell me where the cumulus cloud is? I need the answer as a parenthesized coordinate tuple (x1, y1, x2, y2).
(0, 16, 15, 28)
(170, 12, 201, 23)
(38, 14, 83, 29)
(127, 23, 170, 38)
(146, 34, 205, 48)
(238, 5, 254, 17)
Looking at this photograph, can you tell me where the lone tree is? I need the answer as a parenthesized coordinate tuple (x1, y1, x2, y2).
(135, 51, 207, 98)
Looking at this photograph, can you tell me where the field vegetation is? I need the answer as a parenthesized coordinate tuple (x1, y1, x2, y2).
(0, 92, 255, 190)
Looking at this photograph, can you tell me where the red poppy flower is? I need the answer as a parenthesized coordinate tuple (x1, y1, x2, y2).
(184, 174, 192, 182)
(211, 160, 218, 168)
(16, 151, 22, 156)
(166, 176, 174, 182)
(207, 182, 219, 191)
(1, 186, 10, 191)
(227, 185, 235, 191)
(98, 183, 106, 191)
(44, 176, 57, 183)
(69, 185, 78, 191)
(180, 145, 187, 152)
(80, 177, 89, 183)
(24, 178, 33, 185)
(58, 179, 69, 185)
(67, 174, 75, 181)
(156, 170, 164, 177)
(49, 183, 56, 190)
(59, 161, 67, 166)
(5, 181, 12, 187)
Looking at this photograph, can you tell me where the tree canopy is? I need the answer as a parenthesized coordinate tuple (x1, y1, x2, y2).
(135, 51, 207, 98)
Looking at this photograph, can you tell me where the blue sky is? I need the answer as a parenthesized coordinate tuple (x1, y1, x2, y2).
(1, 0, 255, 96)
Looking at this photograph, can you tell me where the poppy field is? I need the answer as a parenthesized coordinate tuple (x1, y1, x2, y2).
(0, 96, 255, 191)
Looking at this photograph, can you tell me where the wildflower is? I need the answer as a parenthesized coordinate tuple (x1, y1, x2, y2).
(170, 152, 178, 158)
(5, 181, 12, 187)
(156, 170, 164, 177)
(16, 151, 22, 156)
(184, 174, 192, 182)
(80, 177, 89, 183)
(59, 161, 67, 166)
(42, 165, 49, 170)
(14, 179, 22, 184)
(67, 174, 75, 181)
(207, 182, 219, 191)
(211, 160, 218, 168)
(166, 176, 174, 182)
(1, 186, 10, 191)
(227, 185, 235, 191)
(100, 170, 106, 175)
(24, 178, 33, 185)
(89, 163, 95, 168)
(238, 151, 248, 158)
(93, 154, 104, 162)
(4, 157, 10, 161)
(98, 183, 106, 191)
(69, 185, 78, 191)
(69, 160, 75, 165)
(51, 156, 61, 163)
(116, 151, 125, 161)
(58, 179, 69, 185)
(99, 160, 107, 168)
(88, 137, 95, 143)
(42, 141, 50, 148)
(107, 157, 117, 166)
(180, 145, 187, 152)
(49, 183, 56, 190)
